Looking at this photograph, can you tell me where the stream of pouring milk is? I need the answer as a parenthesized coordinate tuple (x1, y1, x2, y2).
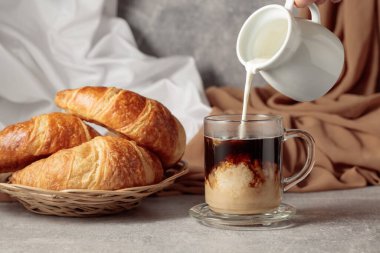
(239, 59, 266, 139)
(238, 18, 288, 139)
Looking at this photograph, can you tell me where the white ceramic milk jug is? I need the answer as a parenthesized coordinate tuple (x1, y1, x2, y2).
(236, 0, 345, 101)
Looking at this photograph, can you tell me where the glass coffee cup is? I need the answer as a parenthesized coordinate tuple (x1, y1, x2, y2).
(204, 114, 315, 215)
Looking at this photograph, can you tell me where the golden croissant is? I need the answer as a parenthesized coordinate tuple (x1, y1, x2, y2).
(55, 86, 186, 167)
(10, 136, 164, 190)
(0, 112, 99, 173)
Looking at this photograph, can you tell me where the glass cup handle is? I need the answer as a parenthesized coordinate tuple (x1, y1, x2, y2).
(283, 129, 315, 191)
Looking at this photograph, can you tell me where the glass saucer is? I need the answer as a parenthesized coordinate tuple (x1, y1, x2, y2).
(189, 203, 296, 230)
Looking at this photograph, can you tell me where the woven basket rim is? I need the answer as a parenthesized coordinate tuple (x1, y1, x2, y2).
(0, 160, 189, 196)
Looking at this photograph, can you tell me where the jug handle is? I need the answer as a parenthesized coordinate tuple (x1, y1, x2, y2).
(284, 0, 321, 24)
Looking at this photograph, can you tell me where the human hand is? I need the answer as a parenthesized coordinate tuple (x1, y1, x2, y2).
(295, 0, 341, 8)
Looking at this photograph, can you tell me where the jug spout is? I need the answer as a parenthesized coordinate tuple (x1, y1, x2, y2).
(245, 59, 266, 74)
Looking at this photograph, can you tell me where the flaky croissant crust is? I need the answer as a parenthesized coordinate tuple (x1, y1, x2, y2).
(55, 86, 186, 167)
(10, 136, 163, 191)
(0, 112, 99, 173)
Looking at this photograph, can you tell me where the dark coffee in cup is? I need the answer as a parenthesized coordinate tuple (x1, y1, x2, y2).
(204, 136, 282, 214)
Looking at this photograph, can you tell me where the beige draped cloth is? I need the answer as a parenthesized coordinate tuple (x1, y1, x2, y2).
(177, 0, 380, 193)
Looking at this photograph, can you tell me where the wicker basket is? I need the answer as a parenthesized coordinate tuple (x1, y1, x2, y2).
(0, 161, 188, 217)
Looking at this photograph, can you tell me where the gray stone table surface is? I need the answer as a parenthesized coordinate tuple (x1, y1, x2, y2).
(1, 187, 379, 253)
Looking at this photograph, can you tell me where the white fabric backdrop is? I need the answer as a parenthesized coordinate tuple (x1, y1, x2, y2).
(0, 0, 211, 141)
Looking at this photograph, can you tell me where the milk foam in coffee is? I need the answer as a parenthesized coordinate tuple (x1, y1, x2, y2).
(204, 136, 282, 214)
